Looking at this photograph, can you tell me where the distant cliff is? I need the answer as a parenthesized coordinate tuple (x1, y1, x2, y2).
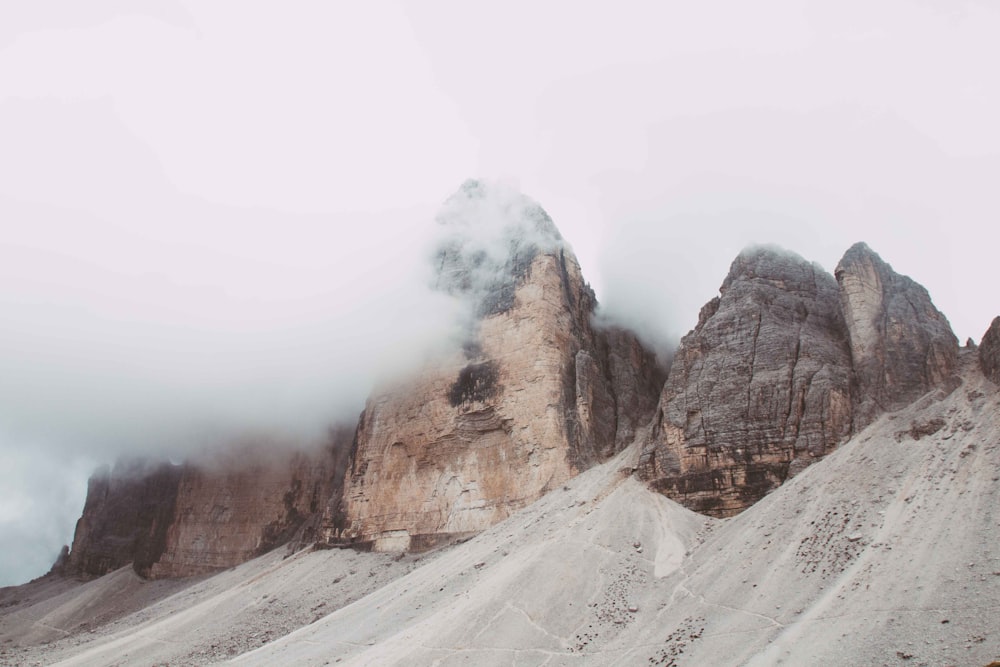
(64, 458, 183, 578)
(64, 437, 348, 579)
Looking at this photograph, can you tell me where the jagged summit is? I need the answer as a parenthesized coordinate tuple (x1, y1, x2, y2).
(639, 240, 962, 516)
(323, 181, 663, 551)
(433, 179, 568, 319)
(837, 240, 875, 263)
(835, 240, 959, 428)
(721, 244, 827, 293)
(640, 243, 853, 516)
(436, 179, 563, 242)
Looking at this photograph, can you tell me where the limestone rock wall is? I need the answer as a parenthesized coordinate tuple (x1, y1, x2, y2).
(147, 446, 339, 578)
(64, 459, 183, 578)
(594, 326, 667, 455)
(324, 182, 663, 551)
(981, 316, 1000, 385)
(638, 247, 854, 516)
(639, 242, 960, 517)
(65, 441, 345, 579)
(835, 242, 959, 428)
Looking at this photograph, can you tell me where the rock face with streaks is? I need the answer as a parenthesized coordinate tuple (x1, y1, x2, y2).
(638, 242, 961, 517)
(980, 316, 1000, 385)
(835, 242, 959, 428)
(64, 438, 348, 579)
(322, 181, 664, 550)
(146, 444, 344, 578)
(638, 246, 854, 517)
(64, 459, 184, 578)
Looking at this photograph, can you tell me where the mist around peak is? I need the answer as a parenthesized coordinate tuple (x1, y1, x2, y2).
(0, 197, 469, 586)
(430, 179, 569, 327)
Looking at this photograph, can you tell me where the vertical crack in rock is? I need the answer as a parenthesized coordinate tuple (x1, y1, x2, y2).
(746, 313, 762, 421)
(783, 334, 800, 439)
(980, 316, 1000, 384)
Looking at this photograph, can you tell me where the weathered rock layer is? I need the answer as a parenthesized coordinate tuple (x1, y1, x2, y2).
(835, 242, 959, 428)
(64, 459, 183, 578)
(638, 247, 854, 516)
(146, 444, 343, 578)
(322, 181, 663, 550)
(64, 440, 346, 579)
(639, 242, 960, 517)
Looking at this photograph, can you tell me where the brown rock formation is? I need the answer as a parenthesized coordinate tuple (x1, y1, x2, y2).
(324, 181, 663, 550)
(65, 459, 183, 578)
(65, 435, 348, 579)
(638, 246, 854, 517)
(835, 242, 959, 428)
(980, 316, 1000, 385)
(146, 443, 342, 578)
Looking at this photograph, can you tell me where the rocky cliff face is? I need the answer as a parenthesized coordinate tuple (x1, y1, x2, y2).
(980, 317, 1000, 385)
(835, 242, 959, 428)
(145, 444, 341, 578)
(638, 247, 854, 516)
(323, 181, 663, 551)
(64, 459, 183, 578)
(64, 439, 345, 579)
(638, 242, 960, 517)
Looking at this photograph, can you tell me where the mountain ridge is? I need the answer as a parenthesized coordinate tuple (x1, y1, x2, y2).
(8, 182, 996, 667)
(52, 183, 969, 575)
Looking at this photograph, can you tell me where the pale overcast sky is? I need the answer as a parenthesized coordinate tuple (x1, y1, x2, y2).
(2, 0, 999, 585)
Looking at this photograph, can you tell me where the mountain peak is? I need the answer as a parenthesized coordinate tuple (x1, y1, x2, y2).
(838, 240, 877, 264)
(641, 244, 851, 515)
(433, 180, 568, 318)
(722, 244, 826, 294)
(835, 242, 958, 427)
(437, 178, 563, 243)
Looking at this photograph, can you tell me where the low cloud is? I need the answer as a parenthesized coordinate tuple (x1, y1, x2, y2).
(0, 446, 91, 586)
(0, 101, 470, 584)
(431, 180, 568, 327)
